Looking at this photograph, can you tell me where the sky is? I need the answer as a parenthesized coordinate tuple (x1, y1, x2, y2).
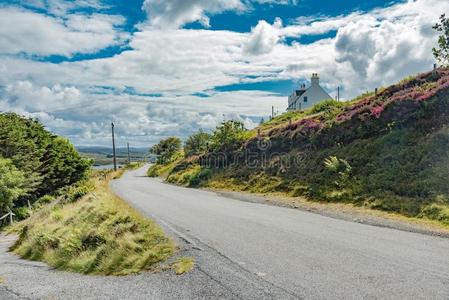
(0, 0, 447, 147)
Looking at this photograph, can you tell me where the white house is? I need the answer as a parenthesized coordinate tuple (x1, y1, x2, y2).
(287, 73, 333, 111)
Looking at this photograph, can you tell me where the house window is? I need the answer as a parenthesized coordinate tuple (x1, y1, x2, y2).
(303, 96, 308, 103)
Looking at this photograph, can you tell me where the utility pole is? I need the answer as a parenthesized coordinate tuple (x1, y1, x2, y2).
(111, 122, 117, 171)
(337, 86, 340, 101)
(272, 106, 274, 119)
(127, 142, 131, 164)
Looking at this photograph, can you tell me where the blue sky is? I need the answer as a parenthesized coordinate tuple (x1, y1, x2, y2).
(0, 0, 446, 146)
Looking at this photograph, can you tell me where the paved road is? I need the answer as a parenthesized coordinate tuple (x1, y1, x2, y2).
(110, 166, 449, 299)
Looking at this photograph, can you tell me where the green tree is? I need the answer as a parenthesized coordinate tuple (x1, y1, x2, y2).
(433, 14, 449, 66)
(0, 157, 26, 214)
(0, 113, 91, 205)
(40, 137, 92, 195)
(184, 130, 211, 157)
(150, 137, 182, 164)
(210, 120, 247, 152)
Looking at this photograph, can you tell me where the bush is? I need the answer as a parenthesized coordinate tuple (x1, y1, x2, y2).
(184, 130, 211, 157)
(0, 113, 91, 213)
(310, 99, 343, 114)
(0, 157, 26, 214)
(150, 137, 182, 164)
(210, 120, 247, 152)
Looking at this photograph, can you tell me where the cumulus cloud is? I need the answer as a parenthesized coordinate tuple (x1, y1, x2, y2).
(3, 81, 81, 112)
(142, 0, 246, 29)
(333, 0, 447, 90)
(1, 0, 448, 146)
(0, 6, 127, 57)
(244, 18, 283, 55)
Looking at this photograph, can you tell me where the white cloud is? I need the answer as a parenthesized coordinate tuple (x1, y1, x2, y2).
(244, 18, 283, 55)
(1, 0, 448, 146)
(12, 0, 107, 16)
(142, 0, 246, 29)
(0, 6, 127, 57)
(253, 0, 298, 5)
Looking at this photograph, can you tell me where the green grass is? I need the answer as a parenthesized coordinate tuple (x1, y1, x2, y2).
(9, 170, 175, 275)
(147, 151, 184, 177)
(172, 257, 195, 275)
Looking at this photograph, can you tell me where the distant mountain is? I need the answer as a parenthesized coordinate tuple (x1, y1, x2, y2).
(77, 146, 149, 156)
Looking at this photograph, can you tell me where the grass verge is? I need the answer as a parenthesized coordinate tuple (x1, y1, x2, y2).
(8, 167, 175, 276)
(172, 257, 195, 275)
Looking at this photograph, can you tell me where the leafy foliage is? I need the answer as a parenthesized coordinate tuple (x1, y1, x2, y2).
(324, 156, 352, 188)
(310, 99, 343, 114)
(150, 137, 182, 164)
(433, 14, 449, 66)
(0, 113, 91, 216)
(0, 158, 26, 214)
(184, 130, 211, 157)
(210, 120, 247, 152)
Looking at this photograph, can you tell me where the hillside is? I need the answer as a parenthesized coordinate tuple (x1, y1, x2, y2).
(152, 67, 449, 225)
(77, 146, 149, 166)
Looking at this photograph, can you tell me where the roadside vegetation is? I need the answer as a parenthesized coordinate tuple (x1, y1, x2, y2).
(0, 113, 91, 224)
(149, 67, 449, 227)
(0, 114, 180, 276)
(9, 166, 175, 275)
(147, 16, 449, 227)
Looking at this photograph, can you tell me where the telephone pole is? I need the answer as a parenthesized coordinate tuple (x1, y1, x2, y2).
(127, 142, 131, 164)
(111, 122, 117, 171)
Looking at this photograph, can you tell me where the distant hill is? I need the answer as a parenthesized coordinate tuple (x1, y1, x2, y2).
(77, 146, 149, 165)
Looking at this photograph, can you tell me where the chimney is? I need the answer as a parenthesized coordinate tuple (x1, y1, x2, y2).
(311, 73, 319, 86)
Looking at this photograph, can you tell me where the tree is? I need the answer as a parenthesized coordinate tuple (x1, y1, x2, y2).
(210, 120, 247, 152)
(150, 137, 182, 164)
(184, 130, 211, 157)
(40, 137, 92, 195)
(433, 14, 449, 66)
(0, 113, 91, 205)
(0, 157, 26, 214)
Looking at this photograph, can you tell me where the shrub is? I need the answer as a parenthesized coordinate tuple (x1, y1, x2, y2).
(150, 137, 182, 164)
(0, 157, 26, 214)
(310, 99, 343, 114)
(184, 130, 211, 157)
(210, 120, 247, 152)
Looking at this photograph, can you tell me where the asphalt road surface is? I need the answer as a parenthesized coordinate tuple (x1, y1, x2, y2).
(2, 166, 449, 299)
(109, 166, 449, 299)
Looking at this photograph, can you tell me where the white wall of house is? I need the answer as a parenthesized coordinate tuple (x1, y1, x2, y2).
(287, 74, 333, 111)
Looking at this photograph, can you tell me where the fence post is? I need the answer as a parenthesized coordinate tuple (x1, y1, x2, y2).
(9, 210, 13, 225)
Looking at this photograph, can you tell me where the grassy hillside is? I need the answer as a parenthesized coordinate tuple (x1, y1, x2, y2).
(9, 166, 175, 275)
(150, 68, 449, 225)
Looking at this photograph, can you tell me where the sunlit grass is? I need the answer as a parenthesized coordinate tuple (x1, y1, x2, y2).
(172, 257, 195, 275)
(9, 169, 175, 276)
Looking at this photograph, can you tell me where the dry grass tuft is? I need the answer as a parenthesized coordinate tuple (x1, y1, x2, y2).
(9, 169, 175, 276)
(172, 257, 195, 275)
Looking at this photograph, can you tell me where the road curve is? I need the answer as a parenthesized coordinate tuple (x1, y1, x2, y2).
(111, 166, 449, 299)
